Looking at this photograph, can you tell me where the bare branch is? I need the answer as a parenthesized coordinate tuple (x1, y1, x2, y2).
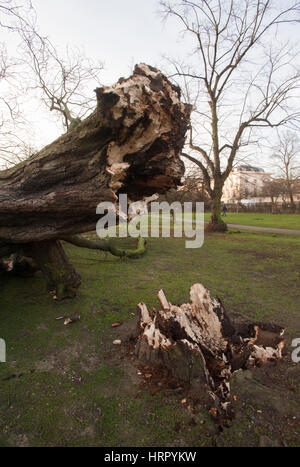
(16, 15, 104, 130)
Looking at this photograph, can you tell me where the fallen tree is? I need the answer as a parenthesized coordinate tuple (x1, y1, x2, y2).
(135, 283, 285, 415)
(0, 64, 192, 298)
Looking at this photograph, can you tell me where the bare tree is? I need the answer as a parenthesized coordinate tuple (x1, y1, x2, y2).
(179, 168, 209, 202)
(17, 15, 104, 131)
(0, 1, 38, 167)
(0, 40, 33, 168)
(0, 0, 104, 170)
(161, 0, 300, 230)
(261, 177, 286, 211)
(161, 169, 209, 206)
(270, 131, 300, 209)
(0, 0, 32, 28)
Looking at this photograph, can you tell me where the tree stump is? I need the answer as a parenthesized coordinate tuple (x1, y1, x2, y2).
(135, 284, 285, 413)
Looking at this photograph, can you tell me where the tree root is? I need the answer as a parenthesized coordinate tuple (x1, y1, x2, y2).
(63, 235, 147, 259)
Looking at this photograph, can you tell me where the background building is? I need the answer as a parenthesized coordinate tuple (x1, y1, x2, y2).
(222, 165, 271, 203)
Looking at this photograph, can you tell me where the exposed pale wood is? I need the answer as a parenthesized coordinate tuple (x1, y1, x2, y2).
(135, 283, 285, 414)
(157, 289, 170, 310)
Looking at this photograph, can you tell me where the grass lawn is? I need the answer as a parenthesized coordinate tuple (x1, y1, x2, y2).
(0, 230, 300, 447)
(203, 212, 300, 230)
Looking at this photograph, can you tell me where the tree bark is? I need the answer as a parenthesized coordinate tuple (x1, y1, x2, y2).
(0, 64, 192, 297)
(24, 240, 81, 299)
(135, 284, 284, 415)
(206, 185, 227, 232)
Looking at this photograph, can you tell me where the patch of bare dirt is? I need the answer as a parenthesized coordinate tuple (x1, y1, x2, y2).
(34, 342, 100, 375)
(228, 248, 280, 260)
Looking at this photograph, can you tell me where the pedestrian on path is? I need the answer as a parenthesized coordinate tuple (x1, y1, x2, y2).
(222, 204, 227, 217)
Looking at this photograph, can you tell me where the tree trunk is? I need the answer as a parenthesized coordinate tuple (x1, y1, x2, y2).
(206, 187, 227, 232)
(0, 64, 192, 298)
(135, 284, 284, 415)
(24, 240, 81, 300)
(288, 190, 296, 211)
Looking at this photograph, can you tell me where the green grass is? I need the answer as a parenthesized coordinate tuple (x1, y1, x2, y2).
(203, 212, 300, 230)
(0, 231, 300, 446)
(154, 211, 300, 230)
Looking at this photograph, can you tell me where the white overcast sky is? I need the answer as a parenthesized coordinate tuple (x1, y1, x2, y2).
(2, 0, 300, 172)
(33, 0, 184, 85)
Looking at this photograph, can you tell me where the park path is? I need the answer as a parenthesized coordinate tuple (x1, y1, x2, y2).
(222, 223, 300, 235)
(175, 216, 300, 235)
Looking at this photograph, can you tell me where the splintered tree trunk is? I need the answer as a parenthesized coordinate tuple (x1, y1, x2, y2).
(0, 64, 191, 298)
(135, 284, 284, 414)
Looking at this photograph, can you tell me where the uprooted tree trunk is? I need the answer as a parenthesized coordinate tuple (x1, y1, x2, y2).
(135, 283, 284, 415)
(0, 63, 192, 298)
